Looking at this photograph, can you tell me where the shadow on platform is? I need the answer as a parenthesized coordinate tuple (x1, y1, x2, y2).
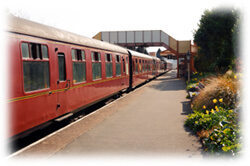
(150, 78, 185, 91)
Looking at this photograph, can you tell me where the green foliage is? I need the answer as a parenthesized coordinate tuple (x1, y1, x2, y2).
(204, 120, 242, 157)
(186, 111, 216, 132)
(186, 83, 198, 91)
(185, 107, 234, 133)
(193, 7, 240, 72)
(185, 105, 241, 156)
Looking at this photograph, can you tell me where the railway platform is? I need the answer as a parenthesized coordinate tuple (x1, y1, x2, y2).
(11, 70, 203, 159)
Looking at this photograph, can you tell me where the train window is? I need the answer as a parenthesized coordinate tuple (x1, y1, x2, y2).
(58, 53, 66, 81)
(105, 54, 113, 78)
(30, 43, 42, 60)
(132, 60, 135, 73)
(21, 43, 29, 58)
(135, 59, 138, 74)
(125, 57, 129, 75)
(116, 55, 120, 62)
(42, 45, 49, 59)
(92, 52, 101, 62)
(142, 60, 144, 72)
(105, 53, 112, 62)
(139, 59, 142, 73)
(73, 62, 86, 83)
(72, 49, 85, 61)
(22, 42, 50, 92)
(122, 58, 125, 74)
(115, 55, 121, 76)
(71, 49, 76, 60)
(72, 49, 86, 83)
(92, 52, 102, 80)
(23, 61, 50, 92)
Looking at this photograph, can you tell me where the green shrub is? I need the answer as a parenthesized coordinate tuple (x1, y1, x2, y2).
(185, 107, 234, 133)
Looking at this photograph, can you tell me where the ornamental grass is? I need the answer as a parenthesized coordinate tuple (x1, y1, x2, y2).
(192, 70, 239, 112)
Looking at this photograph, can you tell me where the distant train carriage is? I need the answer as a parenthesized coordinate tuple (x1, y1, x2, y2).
(128, 50, 155, 88)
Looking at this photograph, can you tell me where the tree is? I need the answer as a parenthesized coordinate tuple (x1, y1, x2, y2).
(193, 7, 240, 72)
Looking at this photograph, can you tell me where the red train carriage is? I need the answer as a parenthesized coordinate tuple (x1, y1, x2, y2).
(128, 50, 154, 88)
(7, 16, 130, 138)
(160, 59, 173, 72)
(7, 15, 166, 139)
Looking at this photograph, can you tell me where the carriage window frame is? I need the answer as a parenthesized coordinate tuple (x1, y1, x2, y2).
(115, 55, 121, 76)
(105, 53, 113, 78)
(58, 53, 66, 81)
(125, 56, 129, 75)
(91, 51, 102, 80)
(139, 59, 142, 73)
(143, 60, 145, 72)
(21, 42, 50, 92)
(72, 48, 86, 84)
(122, 57, 125, 74)
(135, 59, 138, 74)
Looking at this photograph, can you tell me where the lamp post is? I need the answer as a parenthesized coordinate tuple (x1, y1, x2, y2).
(186, 51, 191, 82)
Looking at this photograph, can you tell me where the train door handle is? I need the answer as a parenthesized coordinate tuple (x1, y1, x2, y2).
(57, 103, 60, 110)
(66, 79, 70, 90)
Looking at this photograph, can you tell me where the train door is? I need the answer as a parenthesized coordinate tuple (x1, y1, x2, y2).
(56, 52, 69, 116)
(122, 56, 126, 85)
(128, 51, 133, 89)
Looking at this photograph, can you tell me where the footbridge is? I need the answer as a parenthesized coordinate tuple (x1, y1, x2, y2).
(93, 30, 197, 77)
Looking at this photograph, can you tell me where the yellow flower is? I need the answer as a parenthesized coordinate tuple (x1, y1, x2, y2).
(211, 109, 215, 113)
(203, 105, 206, 109)
(228, 110, 233, 113)
(234, 75, 237, 79)
(219, 98, 223, 103)
(206, 110, 209, 114)
(215, 106, 219, 112)
(213, 99, 217, 104)
(195, 121, 198, 124)
(194, 78, 197, 80)
(192, 92, 196, 96)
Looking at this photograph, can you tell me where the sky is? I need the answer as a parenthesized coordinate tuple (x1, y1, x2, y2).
(2, 0, 247, 52)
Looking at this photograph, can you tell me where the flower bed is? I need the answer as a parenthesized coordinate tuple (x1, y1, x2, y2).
(185, 71, 242, 157)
